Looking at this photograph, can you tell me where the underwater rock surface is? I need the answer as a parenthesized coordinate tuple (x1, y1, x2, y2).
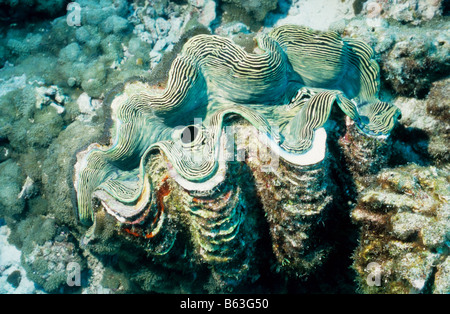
(352, 165, 449, 293)
(0, 0, 448, 294)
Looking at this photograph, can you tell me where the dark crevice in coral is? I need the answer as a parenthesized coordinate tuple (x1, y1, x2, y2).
(232, 164, 283, 293)
(0, 1, 70, 26)
(388, 125, 433, 168)
(209, 0, 224, 33)
(324, 121, 360, 293)
(422, 265, 438, 294)
(380, 58, 450, 100)
(6, 270, 22, 288)
(352, 0, 368, 15)
(285, 203, 359, 293)
(172, 0, 188, 5)
(264, 0, 293, 28)
(0, 137, 9, 145)
(443, 0, 450, 16)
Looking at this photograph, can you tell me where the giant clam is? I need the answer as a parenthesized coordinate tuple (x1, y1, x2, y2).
(73, 25, 401, 289)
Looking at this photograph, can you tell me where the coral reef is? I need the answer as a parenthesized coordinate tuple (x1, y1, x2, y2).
(362, 0, 446, 24)
(0, 0, 68, 20)
(0, 160, 25, 218)
(391, 77, 450, 166)
(0, 0, 447, 295)
(0, 224, 45, 294)
(382, 31, 449, 98)
(266, 0, 356, 31)
(341, 15, 449, 99)
(21, 239, 84, 292)
(352, 165, 449, 293)
(221, 0, 278, 29)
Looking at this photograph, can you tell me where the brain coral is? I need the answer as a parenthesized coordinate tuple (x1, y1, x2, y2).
(73, 25, 401, 289)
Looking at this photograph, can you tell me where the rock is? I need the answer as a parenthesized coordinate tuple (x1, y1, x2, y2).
(0, 160, 25, 217)
(342, 17, 450, 98)
(101, 15, 130, 34)
(76, 92, 92, 114)
(426, 78, 450, 122)
(189, 0, 205, 8)
(35, 85, 67, 114)
(215, 22, 251, 37)
(266, 0, 355, 31)
(0, 225, 44, 294)
(198, 0, 216, 27)
(27, 104, 65, 147)
(155, 17, 171, 37)
(392, 78, 450, 165)
(364, 0, 445, 25)
(58, 43, 81, 63)
(22, 240, 84, 292)
(0, 74, 27, 98)
(6, 33, 42, 56)
(67, 77, 77, 88)
(434, 257, 450, 294)
(0, 145, 10, 163)
(352, 165, 450, 294)
(49, 102, 65, 114)
(222, 0, 278, 23)
(76, 92, 102, 123)
(75, 27, 90, 44)
(383, 34, 449, 98)
(152, 38, 167, 53)
(17, 176, 38, 200)
(397, 251, 439, 292)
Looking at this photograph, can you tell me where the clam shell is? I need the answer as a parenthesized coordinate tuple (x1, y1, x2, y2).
(72, 25, 401, 288)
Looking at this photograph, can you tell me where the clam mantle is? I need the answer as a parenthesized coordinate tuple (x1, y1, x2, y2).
(73, 25, 400, 284)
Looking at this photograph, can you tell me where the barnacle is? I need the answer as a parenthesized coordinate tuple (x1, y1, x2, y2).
(73, 25, 400, 286)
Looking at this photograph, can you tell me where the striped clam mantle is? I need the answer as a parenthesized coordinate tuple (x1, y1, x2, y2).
(73, 25, 401, 281)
